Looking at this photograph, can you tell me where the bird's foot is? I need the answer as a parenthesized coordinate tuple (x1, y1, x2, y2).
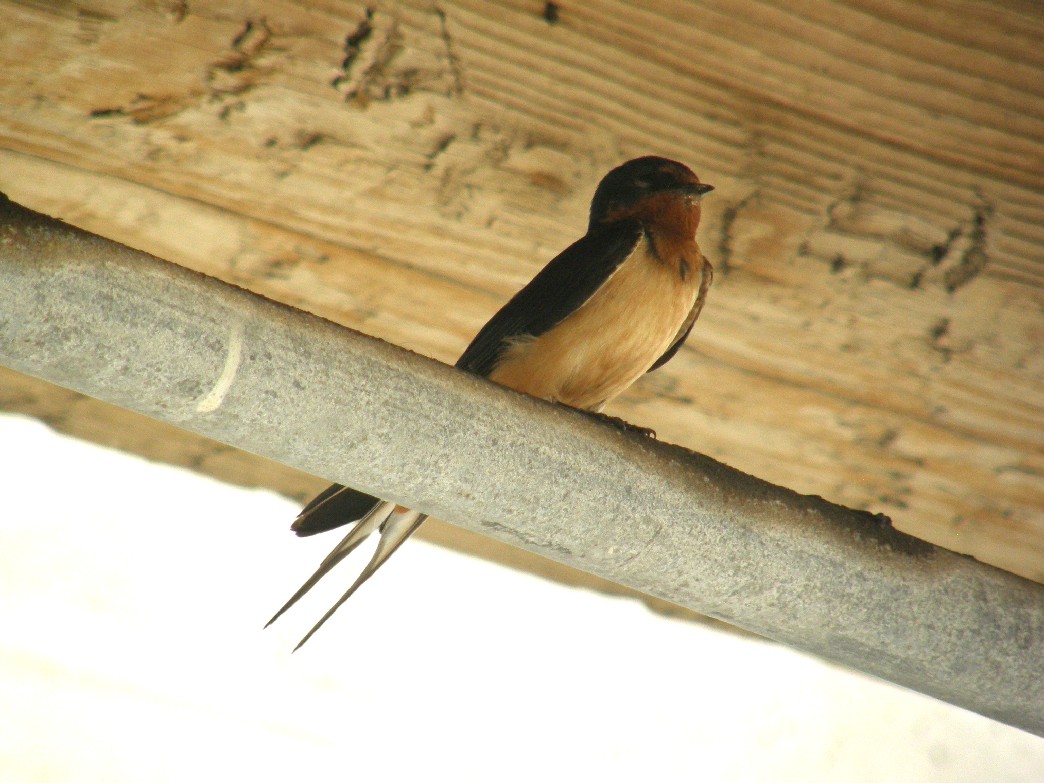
(585, 411, 657, 439)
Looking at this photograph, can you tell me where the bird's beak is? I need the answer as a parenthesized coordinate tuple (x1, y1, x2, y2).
(685, 182, 714, 197)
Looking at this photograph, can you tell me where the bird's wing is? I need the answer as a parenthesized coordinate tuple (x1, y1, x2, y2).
(647, 252, 713, 373)
(287, 225, 642, 539)
(292, 221, 643, 538)
(270, 221, 645, 646)
(455, 220, 644, 377)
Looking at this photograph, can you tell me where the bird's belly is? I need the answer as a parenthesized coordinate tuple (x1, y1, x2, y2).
(489, 246, 700, 411)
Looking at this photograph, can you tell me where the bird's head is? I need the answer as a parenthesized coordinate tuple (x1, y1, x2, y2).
(588, 156, 713, 233)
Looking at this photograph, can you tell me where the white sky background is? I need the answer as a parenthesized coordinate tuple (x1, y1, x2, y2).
(1, 413, 1042, 782)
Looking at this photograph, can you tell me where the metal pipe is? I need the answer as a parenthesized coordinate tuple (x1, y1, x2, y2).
(1, 193, 1042, 735)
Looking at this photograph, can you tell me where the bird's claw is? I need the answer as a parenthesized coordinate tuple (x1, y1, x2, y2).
(586, 411, 657, 439)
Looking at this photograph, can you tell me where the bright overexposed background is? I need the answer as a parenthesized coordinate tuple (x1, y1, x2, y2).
(1, 412, 1042, 782)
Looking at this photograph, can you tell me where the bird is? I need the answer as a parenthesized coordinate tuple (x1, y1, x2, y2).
(267, 155, 714, 649)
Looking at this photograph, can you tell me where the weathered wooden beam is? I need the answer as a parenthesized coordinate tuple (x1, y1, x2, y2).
(1, 0, 1040, 584)
(2, 195, 1042, 736)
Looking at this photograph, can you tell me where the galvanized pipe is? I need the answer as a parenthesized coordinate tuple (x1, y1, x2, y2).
(1, 194, 1042, 735)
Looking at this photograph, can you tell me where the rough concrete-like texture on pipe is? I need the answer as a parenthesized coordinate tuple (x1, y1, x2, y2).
(1, 194, 1042, 736)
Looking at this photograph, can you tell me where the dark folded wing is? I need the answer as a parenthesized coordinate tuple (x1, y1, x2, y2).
(292, 222, 644, 538)
(291, 484, 383, 537)
(647, 253, 713, 373)
(455, 220, 644, 378)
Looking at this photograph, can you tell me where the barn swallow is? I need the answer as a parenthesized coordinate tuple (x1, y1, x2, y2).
(267, 156, 714, 648)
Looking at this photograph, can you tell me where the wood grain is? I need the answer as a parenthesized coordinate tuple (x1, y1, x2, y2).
(1, 0, 1041, 582)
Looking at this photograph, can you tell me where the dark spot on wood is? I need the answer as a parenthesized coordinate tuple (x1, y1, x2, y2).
(543, 2, 560, 24)
(877, 428, 899, 448)
(346, 7, 376, 62)
(231, 20, 255, 52)
(928, 317, 954, 361)
(296, 131, 325, 150)
(435, 5, 465, 96)
(831, 254, 847, 273)
(219, 18, 271, 73)
(944, 201, 992, 293)
(217, 56, 246, 74)
(170, 1, 187, 23)
(217, 100, 245, 121)
(429, 133, 456, 159)
(528, 170, 568, 194)
(717, 192, 755, 275)
(89, 107, 124, 118)
(76, 6, 117, 22)
(879, 495, 909, 509)
(930, 225, 962, 265)
(333, 7, 375, 90)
